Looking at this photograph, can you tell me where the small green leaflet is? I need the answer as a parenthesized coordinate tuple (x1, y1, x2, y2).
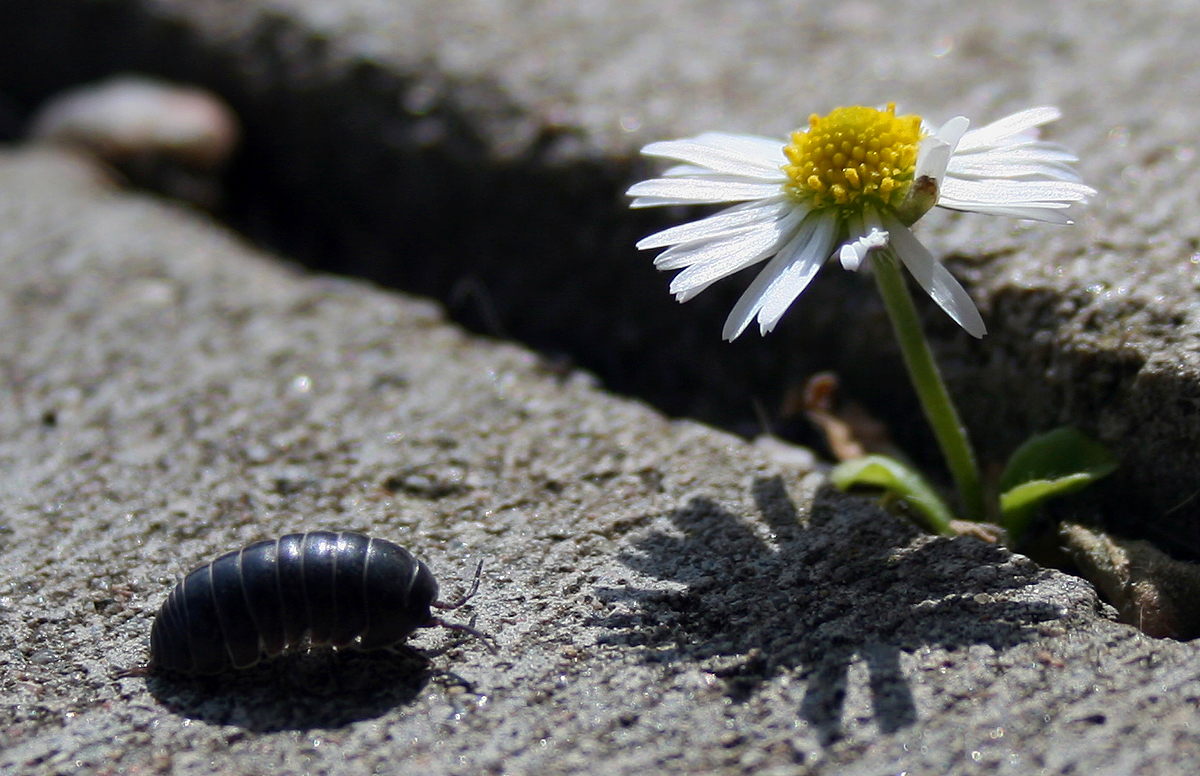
(831, 454, 955, 536)
(998, 427, 1118, 541)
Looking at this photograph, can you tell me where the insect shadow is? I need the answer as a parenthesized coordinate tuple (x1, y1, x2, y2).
(599, 477, 1065, 746)
(145, 647, 434, 732)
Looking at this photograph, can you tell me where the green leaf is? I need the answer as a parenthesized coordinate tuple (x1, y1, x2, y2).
(831, 454, 956, 536)
(999, 427, 1118, 540)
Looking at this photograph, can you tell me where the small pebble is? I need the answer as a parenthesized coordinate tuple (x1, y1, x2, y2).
(29, 74, 240, 207)
(30, 74, 240, 170)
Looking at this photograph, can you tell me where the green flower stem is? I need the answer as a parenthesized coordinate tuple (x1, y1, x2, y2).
(871, 251, 985, 523)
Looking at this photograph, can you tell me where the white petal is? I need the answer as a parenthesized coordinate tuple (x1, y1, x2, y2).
(630, 195, 719, 208)
(914, 134, 955, 184)
(955, 107, 1062, 152)
(935, 202, 1077, 224)
(720, 212, 837, 340)
(839, 231, 888, 272)
(937, 177, 1094, 208)
(626, 177, 783, 205)
(838, 243, 862, 272)
(863, 206, 885, 236)
(660, 167, 784, 182)
(695, 132, 792, 162)
(912, 116, 969, 187)
(640, 133, 786, 177)
(882, 213, 986, 338)
(933, 116, 970, 150)
(660, 163, 714, 177)
(945, 149, 1083, 181)
(653, 205, 794, 270)
(667, 210, 805, 301)
(839, 210, 865, 271)
(951, 143, 1079, 165)
(635, 199, 790, 250)
(756, 213, 839, 332)
(838, 209, 889, 271)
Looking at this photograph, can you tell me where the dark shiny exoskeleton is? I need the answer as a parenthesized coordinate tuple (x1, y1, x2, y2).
(148, 531, 488, 674)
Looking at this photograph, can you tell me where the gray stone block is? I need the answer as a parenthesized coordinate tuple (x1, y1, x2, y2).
(1, 0, 1200, 771)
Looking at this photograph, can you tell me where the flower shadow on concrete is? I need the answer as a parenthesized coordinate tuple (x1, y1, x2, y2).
(601, 478, 1066, 745)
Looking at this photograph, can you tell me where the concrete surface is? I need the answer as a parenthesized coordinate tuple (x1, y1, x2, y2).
(1, 0, 1200, 774)
(3, 0, 1200, 552)
(0, 144, 1197, 776)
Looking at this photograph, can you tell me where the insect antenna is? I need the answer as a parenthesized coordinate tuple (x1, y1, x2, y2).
(427, 560, 496, 653)
(432, 559, 484, 611)
(429, 616, 498, 654)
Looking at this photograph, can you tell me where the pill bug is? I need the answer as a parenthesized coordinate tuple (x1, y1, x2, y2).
(140, 531, 494, 675)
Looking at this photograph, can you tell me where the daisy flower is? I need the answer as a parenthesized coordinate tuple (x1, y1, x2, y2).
(627, 104, 1094, 341)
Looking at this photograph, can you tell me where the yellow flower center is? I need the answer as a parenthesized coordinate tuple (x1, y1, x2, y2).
(783, 103, 923, 213)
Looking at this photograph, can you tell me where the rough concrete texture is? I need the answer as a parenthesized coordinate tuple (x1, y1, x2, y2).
(3, 0, 1200, 553)
(1, 0, 1200, 774)
(2, 146, 1199, 775)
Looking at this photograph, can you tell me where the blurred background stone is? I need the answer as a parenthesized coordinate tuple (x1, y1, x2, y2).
(29, 73, 239, 207)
